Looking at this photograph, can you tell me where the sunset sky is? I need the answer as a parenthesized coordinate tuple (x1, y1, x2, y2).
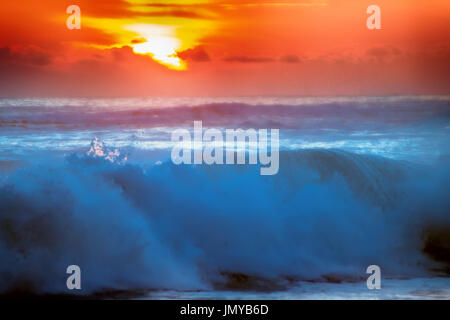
(0, 0, 449, 97)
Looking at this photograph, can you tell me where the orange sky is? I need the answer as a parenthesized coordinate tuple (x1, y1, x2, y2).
(0, 0, 449, 97)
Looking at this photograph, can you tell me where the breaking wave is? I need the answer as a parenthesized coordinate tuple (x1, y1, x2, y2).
(0, 141, 449, 294)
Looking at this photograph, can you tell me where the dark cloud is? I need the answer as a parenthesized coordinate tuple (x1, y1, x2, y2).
(131, 38, 147, 44)
(110, 46, 135, 61)
(178, 46, 211, 62)
(365, 46, 402, 62)
(0, 47, 11, 61)
(280, 54, 302, 63)
(425, 44, 450, 60)
(0, 46, 53, 67)
(223, 56, 275, 63)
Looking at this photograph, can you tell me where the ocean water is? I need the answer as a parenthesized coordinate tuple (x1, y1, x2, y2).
(0, 96, 449, 299)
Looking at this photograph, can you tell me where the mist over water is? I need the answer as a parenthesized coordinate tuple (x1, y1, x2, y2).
(0, 96, 449, 295)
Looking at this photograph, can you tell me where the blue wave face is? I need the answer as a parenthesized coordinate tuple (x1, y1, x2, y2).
(0, 148, 449, 294)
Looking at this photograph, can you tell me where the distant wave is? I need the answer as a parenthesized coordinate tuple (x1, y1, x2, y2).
(1, 96, 449, 165)
(1, 96, 449, 130)
(0, 144, 449, 294)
